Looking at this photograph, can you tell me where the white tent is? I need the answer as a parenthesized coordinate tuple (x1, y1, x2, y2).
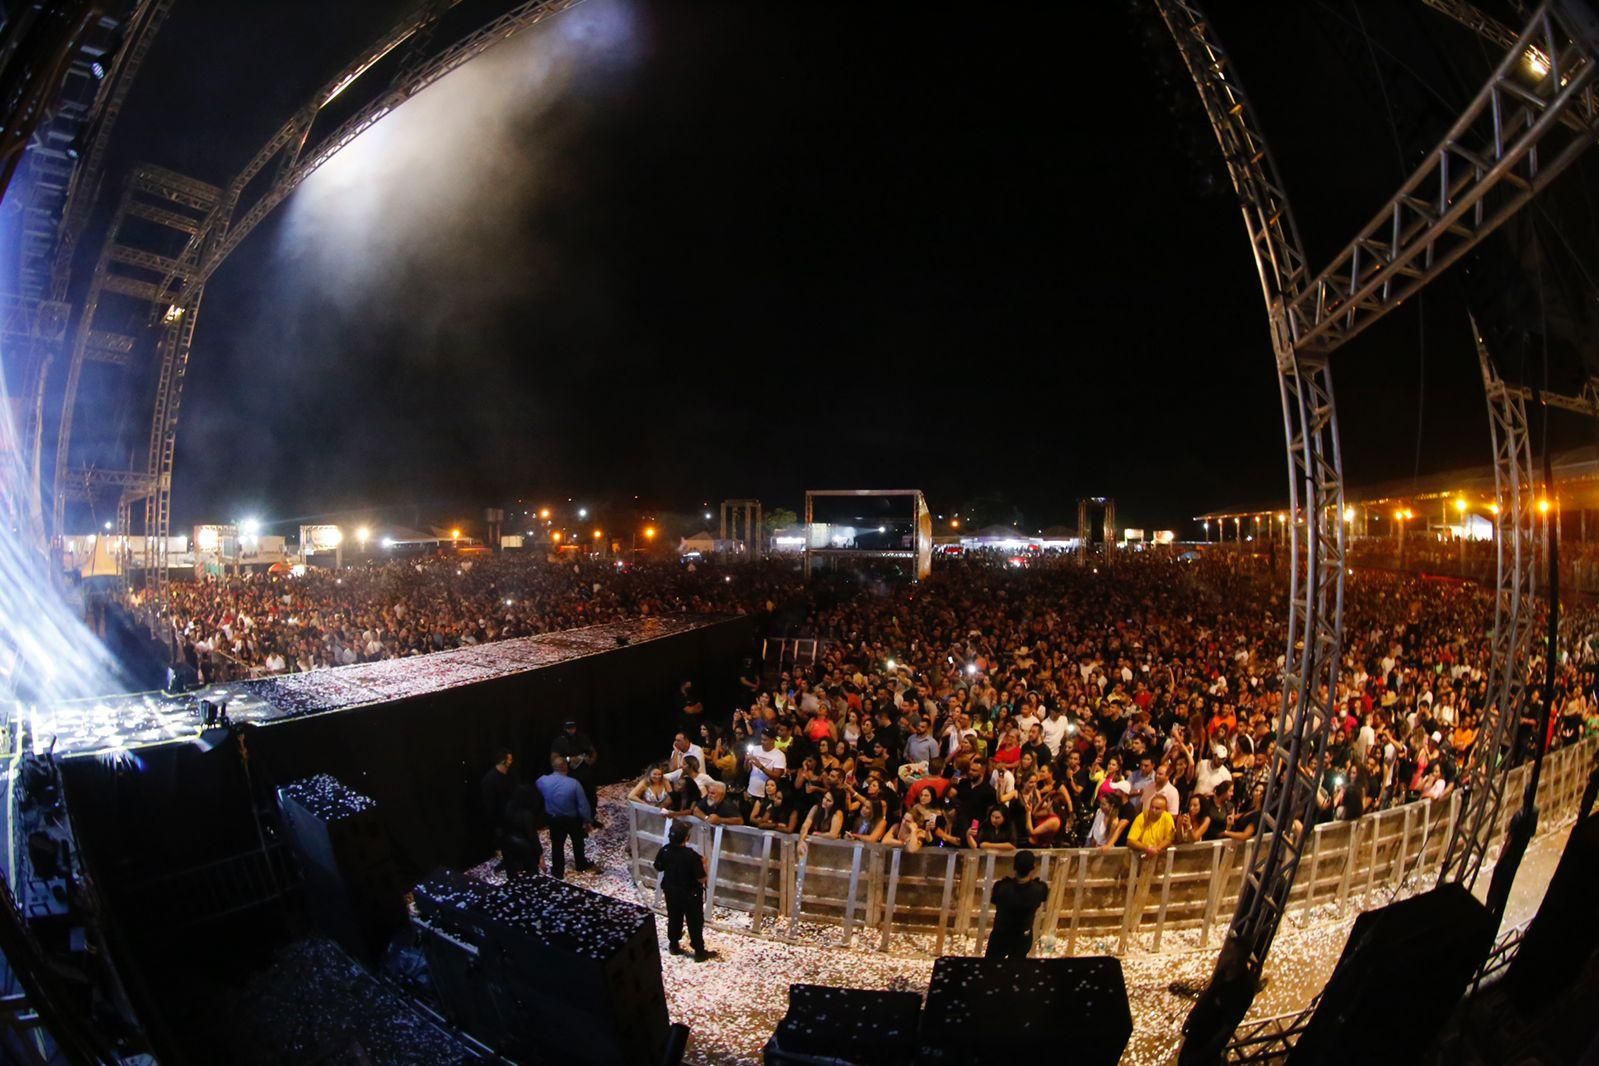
(679, 529, 716, 556)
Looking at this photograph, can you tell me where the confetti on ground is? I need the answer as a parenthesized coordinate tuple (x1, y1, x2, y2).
(465, 783, 1575, 1065)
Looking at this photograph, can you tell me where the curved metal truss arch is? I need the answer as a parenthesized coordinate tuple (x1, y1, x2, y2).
(1153, 0, 1347, 1032)
(1155, 0, 1599, 1058)
(48, 0, 583, 570)
(1436, 323, 1539, 892)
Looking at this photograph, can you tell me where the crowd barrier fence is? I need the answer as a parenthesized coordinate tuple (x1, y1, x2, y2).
(625, 737, 1595, 957)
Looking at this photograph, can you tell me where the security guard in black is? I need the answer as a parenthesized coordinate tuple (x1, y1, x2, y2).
(653, 823, 715, 961)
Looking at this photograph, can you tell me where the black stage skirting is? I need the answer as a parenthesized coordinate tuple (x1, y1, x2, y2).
(58, 614, 751, 892)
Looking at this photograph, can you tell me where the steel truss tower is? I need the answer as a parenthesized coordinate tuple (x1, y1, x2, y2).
(5, 1, 170, 548)
(1153, 0, 1599, 1058)
(51, 164, 218, 591)
(47, 0, 582, 568)
(1436, 325, 1540, 892)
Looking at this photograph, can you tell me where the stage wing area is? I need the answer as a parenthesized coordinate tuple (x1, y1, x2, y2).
(41, 617, 728, 757)
(56, 615, 750, 881)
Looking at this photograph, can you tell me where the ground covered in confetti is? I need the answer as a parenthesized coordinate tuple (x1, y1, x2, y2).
(462, 783, 1575, 1066)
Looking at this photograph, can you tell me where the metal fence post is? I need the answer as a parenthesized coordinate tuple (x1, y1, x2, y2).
(879, 847, 903, 953)
(1151, 848, 1177, 951)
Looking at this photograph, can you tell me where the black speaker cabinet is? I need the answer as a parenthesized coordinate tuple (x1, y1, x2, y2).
(917, 956, 1131, 1065)
(277, 775, 406, 962)
(1289, 883, 1495, 1065)
(764, 983, 923, 1065)
(1505, 812, 1599, 1013)
(412, 870, 668, 1066)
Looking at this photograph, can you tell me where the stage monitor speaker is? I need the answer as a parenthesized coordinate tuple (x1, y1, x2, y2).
(763, 984, 922, 1065)
(1504, 812, 1599, 1013)
(917, 956, 1131, 1065)
(277, 775, 406, 962)
(1288, 883, 1495, 1065)
(412, 870, 668, 1066)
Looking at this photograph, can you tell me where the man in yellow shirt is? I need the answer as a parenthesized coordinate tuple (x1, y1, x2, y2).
(1127, 793, 1176, 856)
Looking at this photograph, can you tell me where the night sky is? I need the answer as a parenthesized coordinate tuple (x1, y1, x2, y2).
(62, 0, 1599, 535)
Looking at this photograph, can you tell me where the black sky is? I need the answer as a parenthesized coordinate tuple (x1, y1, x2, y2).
(62, 0, 1599, 535)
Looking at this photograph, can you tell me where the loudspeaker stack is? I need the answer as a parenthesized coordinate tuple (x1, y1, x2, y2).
(412, 870, 669, 1066)
(277, 775, 406, 963)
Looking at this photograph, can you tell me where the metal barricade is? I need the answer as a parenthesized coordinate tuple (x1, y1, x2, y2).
(623, 737, 1595, 958)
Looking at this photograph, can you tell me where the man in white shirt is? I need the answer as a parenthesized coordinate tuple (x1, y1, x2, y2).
(1140, 763, 1182, 817)
(668, 733, 704, 774)
(745, 733, 787, 797)
(1040, 706, 1071, 758)
(1194, 747, 1232, 797)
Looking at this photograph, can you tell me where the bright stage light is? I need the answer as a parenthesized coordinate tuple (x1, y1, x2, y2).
(356, 526, 370, 545)
(886, 659, 897, 671)
(239, 517, 261, 536)
(103, 521, 112, 531)
(1343, 507, 1355, 522)
(381, 537, 394, 548)
(578, 508, 588, 519)
(1526, 48, 1551, 78)
(1454, 498, 1467, 514)
(1538, 498, 1552, 514)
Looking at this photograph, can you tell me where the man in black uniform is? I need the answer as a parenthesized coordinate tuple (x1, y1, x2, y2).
(985, 849, 1050, 959)
(551, 720, 601, 826)
(479, 747, 515, 860)
(652, 822, 716, 962)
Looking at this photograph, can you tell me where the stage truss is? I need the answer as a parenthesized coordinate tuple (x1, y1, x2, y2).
(1154, 0, 1599, 1057)
(46, 0, 583, 569)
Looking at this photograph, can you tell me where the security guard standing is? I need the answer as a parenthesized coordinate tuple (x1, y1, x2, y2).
(551, 720, 601, 826)
(652, 822, 717, 962)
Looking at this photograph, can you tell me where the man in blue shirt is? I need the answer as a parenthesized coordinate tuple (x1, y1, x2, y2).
(537, 754, 595, 878)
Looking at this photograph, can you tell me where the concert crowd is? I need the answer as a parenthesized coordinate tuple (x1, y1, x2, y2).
(628, 552, 1599, 867)
(129, 555, 795, 683)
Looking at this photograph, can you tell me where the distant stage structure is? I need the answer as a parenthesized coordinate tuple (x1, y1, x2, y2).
(802, 488, 931, 580)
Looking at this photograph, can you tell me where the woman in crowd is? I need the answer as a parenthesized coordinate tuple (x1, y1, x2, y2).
(750, 778, 799, 833)
(1176, 793, 1212, 845)
(800, 789, 845, 841)
(629, 766, 673, 808)
(1021, 775, 1064, 847)
(846, 797, 889, 843)
(967, 805, 1018, 852)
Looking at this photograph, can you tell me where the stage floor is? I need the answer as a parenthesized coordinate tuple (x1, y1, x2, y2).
(37, 616, 714, 759)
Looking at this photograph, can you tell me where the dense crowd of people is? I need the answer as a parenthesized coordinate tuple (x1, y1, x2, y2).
(626, 552, 1599, 868)
(128, 555, 795, 683)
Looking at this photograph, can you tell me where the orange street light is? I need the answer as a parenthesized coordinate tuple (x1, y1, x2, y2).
(950, 518, 960, 529)
(552, 531, 563, 542)
(593, 529, 603, 540)
(644, 526, 656, 539)
(451, 528, 462, 539)
(539, 508, 551, 520)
